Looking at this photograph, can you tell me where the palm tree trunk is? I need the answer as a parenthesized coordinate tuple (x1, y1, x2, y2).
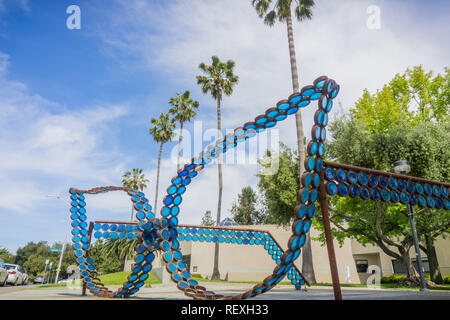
(177, 121, 184, 171)
(130, 206, 134, 222)
(155, 142, 164, 214)
(286, 8, 316, 284)
(123, 254, 128, 271)
(211, 93, 223, 280)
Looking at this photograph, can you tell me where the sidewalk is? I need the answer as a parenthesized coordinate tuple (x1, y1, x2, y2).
(0, 282, 449, 300)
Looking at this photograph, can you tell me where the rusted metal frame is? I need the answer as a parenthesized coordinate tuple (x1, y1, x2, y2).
(69, 186, 132, 195)
(92, 220, 310, 287)
(319, 168, 342, 300)
(324, 161, 450, 187)
(94, 220, 138, 225)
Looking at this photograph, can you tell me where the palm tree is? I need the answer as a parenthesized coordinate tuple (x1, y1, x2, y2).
(122, 168, 149, 221)
(168, 91, 200, 171)
(150, 112, 176, 214)
(196, 56, 239, 280)
(102, 237, 138, 272)
(251, 0, 317, 283)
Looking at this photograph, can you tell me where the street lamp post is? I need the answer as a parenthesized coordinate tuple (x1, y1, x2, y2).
(47, 194, 71, 284)
(393, 160, 429, 292)
(43, 260, 49, 283)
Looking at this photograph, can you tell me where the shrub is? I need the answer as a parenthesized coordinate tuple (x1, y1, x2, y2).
(443, 275, 450, 284)
(380, 274, 406, 284)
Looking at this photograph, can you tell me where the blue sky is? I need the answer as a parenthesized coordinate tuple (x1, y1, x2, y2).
(0, 0, 449, 254)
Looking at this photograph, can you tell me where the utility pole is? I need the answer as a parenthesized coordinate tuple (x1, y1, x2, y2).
(407, 203, 429, 292)
(47, 194, 71, 284)
(43, 260, 49, 283)
(394, 160, 428, 292)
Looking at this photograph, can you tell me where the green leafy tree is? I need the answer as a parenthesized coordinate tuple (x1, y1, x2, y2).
(168, 90, 200, 171)
(14, 241, 48, 266)
(230, 186, 267, 225)
(0, 247, 15, 263)
(330, 66, 449, 282)
(251, 0, 317, 282)
(89, 240, 122, 274)
(102, 237, 139, 272)
(258, 95, 449, 285)
(201, 210, 215, 226)
(13, 242, 76, 279)
(351, 65, 449, 134)
(122, 168, 149, 221)
(23, 252, 50, 276)
(257, 143, 299, 225)
(322, 66, 450, 285)
(196, 56, 239, 280)
(150, 113, 176, 214)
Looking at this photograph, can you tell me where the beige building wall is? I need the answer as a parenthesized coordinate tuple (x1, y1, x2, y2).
(180, 225, 361, 284)
(129, 224, 450, 284)
(308, 227, 360, 284)
(434, 236, 450, 276)
(167, 225, 450, 284)
(189, 225, 291, 282)
(350, 235, 450, 278)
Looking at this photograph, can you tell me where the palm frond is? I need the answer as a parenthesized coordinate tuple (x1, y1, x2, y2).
(263, 9, 277, 26)
(295, 2, 314, 21)
(196, 56, 238, 100)
(254, 0, 272, 17)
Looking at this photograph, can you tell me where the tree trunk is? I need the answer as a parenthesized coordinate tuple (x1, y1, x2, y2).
(211, 92, 223, 280)
(123, 255, 127, 272)
(286, 8, 316, 283)
(425, 234, 443, 284)
(130, 206, 134, 222)
(154, 142, 164, 214)
(177, 121, 184, 171)
(399, 248, 419, 283)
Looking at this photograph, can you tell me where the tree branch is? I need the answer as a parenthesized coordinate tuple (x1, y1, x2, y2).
(375, 203, 403, 250)
(328, 216, 402, 259)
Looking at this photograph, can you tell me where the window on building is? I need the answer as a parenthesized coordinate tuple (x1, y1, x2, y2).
(355, 259, 369, 273)
(182, 254, 191, 273)
(392, 259, 407, 274)
(392, 259, 430, 274)
(192, 266, 198, 273)
(412, 258, 430, 274)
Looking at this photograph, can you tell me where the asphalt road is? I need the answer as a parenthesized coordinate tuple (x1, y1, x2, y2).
(1, 282, 449, 300)
(0, 283, 39, 295)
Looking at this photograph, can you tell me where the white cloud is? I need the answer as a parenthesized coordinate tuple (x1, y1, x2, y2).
(18, 0, 30, 12)
(98, 0, 448, 136)
(94, 0, 449, 225)
(0, 52, 128, 213)
(0, 0, 30, 14)
(137, 156, 259, 226)
(2, 0, 448, 252)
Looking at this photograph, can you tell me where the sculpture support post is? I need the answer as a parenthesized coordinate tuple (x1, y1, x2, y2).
(319, 168, 342, 300)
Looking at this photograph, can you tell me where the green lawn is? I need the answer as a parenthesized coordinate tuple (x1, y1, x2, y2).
(191, 275, 450, 292)
(312, 282, 450, 291)
(98, 271, 160, 286)
(35, 282, 75, 289)
(34, 273, 450, 292)
(35, 271, 161, 289)
(191, 275, 293, 286)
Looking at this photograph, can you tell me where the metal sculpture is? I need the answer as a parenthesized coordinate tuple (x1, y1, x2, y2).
(68, 75, 449, 300)
(82, 220, 309, 295)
